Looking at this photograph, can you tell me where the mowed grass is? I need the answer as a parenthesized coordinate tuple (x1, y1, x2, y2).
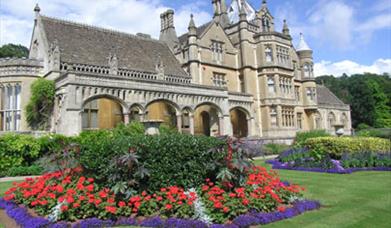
(255, 160, 391, 228)
(1, 163, 391, 228)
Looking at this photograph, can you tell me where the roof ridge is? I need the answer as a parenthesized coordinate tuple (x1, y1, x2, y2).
(40, 15, 162, 43)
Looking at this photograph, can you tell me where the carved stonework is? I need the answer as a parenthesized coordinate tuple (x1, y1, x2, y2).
(155, 55, 164, 80)
(48, 40, 60, 71)
(108, 53, 118, 75)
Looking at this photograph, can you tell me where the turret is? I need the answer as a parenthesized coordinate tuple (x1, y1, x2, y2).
(187, 14, 200, 83)
(159, 9, 179, 52)
(282, 19, 291, 37)
(255, 0, 274, 32)
(296, 33, 314, 79)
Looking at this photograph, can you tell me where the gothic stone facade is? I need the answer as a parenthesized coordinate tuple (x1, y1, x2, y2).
(0, 1, 351, 139)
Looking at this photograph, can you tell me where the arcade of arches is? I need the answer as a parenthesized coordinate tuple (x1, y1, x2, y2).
(81, 97, 250, 138)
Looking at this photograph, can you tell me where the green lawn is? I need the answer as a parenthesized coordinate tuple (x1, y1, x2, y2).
(255, 160, 391, 228)
(0, 181, 15, 197)
(1, 163, 390, 228)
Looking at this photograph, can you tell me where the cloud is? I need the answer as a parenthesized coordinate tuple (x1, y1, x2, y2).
(0, 0, 212, 46)
(314, 58, 391, 76)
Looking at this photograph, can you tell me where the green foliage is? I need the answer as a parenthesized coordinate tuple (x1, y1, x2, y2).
(159, 123, 178, 135)
(113, 122, 145, 136)
(263, 143, 290, 155)
(316, 73, 391, 128)
(1, 165, 43, 177)
(294, 130, 330, 148)
(304, 136, 391, 159)
(25, 78, 55, 130)
(0, 43, 29, 58)
(0, 134, 41, 173)
(74, 127, 226, 193)
(356, 128, 391, 140)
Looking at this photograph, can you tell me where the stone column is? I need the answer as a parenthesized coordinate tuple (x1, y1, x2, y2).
(218, 115, 224, 136)
(189, 114, 195, 135)
(247, 117, 253, 137)
(176, 114, 182, 133)
(123, 113, 130, 125)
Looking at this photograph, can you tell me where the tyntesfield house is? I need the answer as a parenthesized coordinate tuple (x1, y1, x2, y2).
(0, 0, 351, 140)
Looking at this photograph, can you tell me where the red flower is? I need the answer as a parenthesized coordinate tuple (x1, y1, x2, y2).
(61, 205, 68, 212)
(214, 201, 223, 209)
(223, 207, 229, 213)
(56, 185, 64, 193)
(201, 185, 209, 192)
(73, 202, 80, 208)
(242, 199, 249, 205)
(105, 206, 117, 214)
(156, 196, 163, 201)
(107, 198, 115, 204)
(86, 184, 94, 192)
(142, 191, 147, 196)
(66, 196, 75, 204)
(229, 193, 236, 198)
(87, 178, 94, 183)
(278, 206, 286, 212)
(3, 194, 14, 201)
(165, 204, 173, 210)
(118, 201, 126, 207)
(187, 201, 193, 206)
(98, 191, 108, 198)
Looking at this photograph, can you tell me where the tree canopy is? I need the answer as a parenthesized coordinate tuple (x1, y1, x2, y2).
(316, 73, 391, 129)
(0, 43, 29, 58)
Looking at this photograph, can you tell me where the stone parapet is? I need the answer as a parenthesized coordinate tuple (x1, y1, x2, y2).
(0, 58, 43, 77)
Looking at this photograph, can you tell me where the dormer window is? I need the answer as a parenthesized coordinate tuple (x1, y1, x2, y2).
(265, 46, 273, 63)
(211, 40, 223, 63)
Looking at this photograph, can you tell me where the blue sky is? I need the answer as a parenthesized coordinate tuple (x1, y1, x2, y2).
(1, 0, 390, 76)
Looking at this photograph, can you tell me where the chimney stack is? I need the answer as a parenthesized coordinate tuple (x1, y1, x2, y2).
(159, 9, 179, 52)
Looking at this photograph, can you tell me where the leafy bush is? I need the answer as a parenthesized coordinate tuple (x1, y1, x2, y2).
(159, 123, 178, 135)
(356, 128, 391, 139)
(294, 130, 330, 148)
(263, 143, 289, 155)
(112, 122, 145, 136)
(0, 134, 41, 173)
(2, 165, 43, 177)
(25, 78, 55, 130)
(304, 136, 391, 159)
(341, 152, 391, 168)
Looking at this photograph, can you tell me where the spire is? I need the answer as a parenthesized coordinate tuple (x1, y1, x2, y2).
(296, 33, 312, 51)
(239, 1, 247, 21)
(220, 0, 230, 27)
(34, 3, 40, 18)
(282, 19, 290, 36)
(188, 14, 197, 35)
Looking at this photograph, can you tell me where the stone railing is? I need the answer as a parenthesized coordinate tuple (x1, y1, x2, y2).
(228, 92, 253, 103)
(0, 58, 43, 76)
(61, 62, 191, 84)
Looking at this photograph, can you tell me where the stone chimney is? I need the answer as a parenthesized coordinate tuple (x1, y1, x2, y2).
(159, 9, 179, 51)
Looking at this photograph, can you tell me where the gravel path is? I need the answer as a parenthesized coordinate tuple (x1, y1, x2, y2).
(253, 155, 278, 160)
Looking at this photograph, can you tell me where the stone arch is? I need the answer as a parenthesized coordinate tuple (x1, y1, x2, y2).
(81, 95, 126, 130)
(194, 102, 222, 136)
(145, 99, 179, 128)
(312, 111, 323, 130)
(128, 103, 145, 122)
(341, 113, 349, 130)
(230, 106, 250, 138)
(328, 112, 336, 129)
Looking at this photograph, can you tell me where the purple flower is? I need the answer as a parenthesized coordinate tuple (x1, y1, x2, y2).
(74, 218, 114, 228)
(210, 224, 239, 228)
(115, 217, 137, 226)
(164, 218, 208, 228)
(233, 215, 258, 227)
(140, 216, 164, 227)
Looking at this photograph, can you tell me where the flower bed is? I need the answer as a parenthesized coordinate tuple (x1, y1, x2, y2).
(0, 197, 320, 227)
(0, 166, 321, 227)
(266, 159, 391, 174)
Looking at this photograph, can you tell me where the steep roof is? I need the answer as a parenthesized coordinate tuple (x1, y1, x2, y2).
(316, 85, 347, 107)
(296, 33, 311, 51)
(40, 16, 189, 77)
(178, 22, 212, 45)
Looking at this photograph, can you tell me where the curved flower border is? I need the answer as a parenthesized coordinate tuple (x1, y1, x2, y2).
(266, 159, 391, 174)
(0, 197, 320, 228)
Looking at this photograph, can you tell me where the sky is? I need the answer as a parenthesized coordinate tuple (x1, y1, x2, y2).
(0, 0, 390, 76)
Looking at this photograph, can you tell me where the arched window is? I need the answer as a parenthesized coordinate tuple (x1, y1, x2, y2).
(0, 84, 21, 131)
(262, 16, 270, 32)
(328, 112, 336, 129)
(265, 46, 273, 62)
(341, 113, 348, 129)
(314, 112, 322, 129)
(303, 64, 310, 78)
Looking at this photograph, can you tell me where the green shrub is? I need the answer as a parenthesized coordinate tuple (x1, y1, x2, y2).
(113, 122, 145, 136)
(304, 136, 391, 159)
(159, 123, 178, 135)
(356, 128, 391, 139)
(294, 130, 330, 147)
(263, 143, 289, 155)
(4, 165, 43, 177)
(0, 134, 41, 173)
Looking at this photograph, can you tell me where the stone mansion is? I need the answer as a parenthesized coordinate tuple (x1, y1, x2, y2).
(0, 0, 351, 140)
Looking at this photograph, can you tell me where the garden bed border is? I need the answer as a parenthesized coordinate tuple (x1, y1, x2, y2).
(0, 197, 320, 228)
(266, 160, 391, 174)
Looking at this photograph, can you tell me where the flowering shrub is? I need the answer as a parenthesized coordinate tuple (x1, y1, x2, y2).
(200, 166, 304, 223)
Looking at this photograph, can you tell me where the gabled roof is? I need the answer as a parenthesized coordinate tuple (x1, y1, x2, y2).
(178, 22, 212, 45)
(317, 85, 347, 107)
(40, 16, 189, 77)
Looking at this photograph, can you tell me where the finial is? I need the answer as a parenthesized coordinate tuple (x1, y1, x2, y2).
(34, 3, 40, 13)
(188, 14, 196, 29)
(283, 19, 290, 36)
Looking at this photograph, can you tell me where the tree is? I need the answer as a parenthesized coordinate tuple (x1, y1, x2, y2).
(0, 43, 29, 58)
(316, 73, 391, 129)
(25, 79, 55, 130)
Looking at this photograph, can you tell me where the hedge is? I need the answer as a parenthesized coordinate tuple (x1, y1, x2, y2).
(304, 136, 391, 158)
